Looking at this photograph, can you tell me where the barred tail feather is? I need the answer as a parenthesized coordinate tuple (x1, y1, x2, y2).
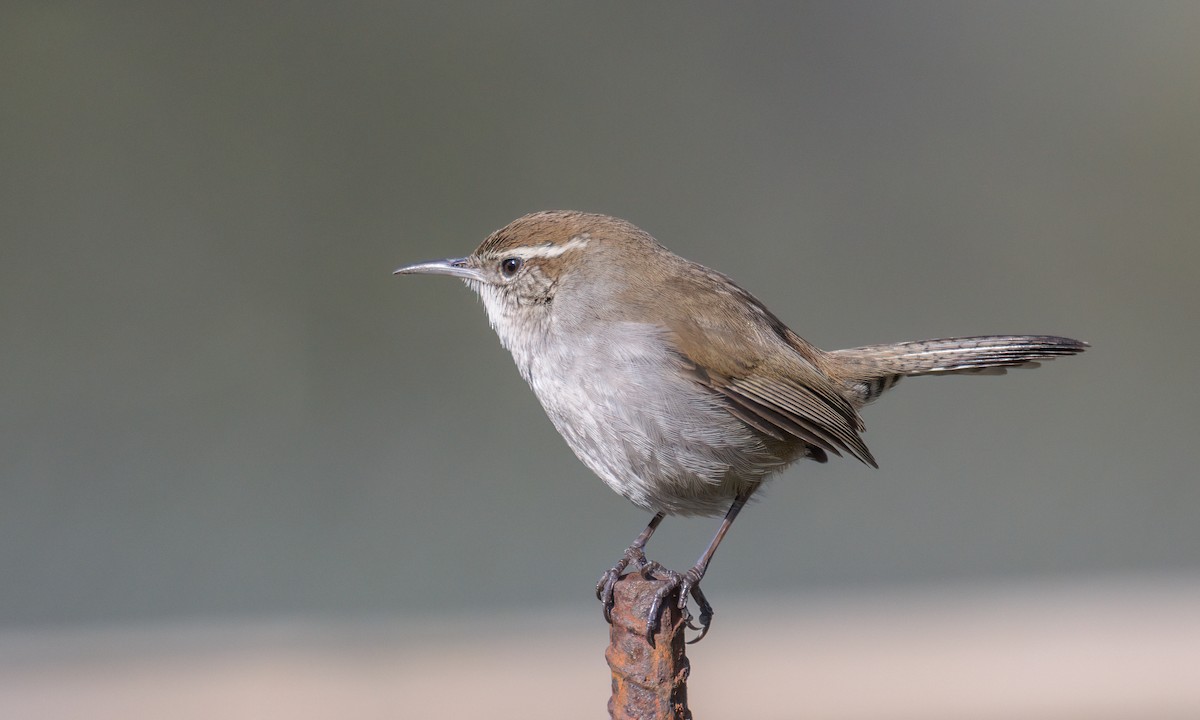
(830, 335, 1088, 404)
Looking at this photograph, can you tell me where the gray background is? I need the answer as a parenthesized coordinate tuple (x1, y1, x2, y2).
(3, 2, 1197, 632)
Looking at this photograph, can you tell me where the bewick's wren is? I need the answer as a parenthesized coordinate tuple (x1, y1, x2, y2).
(396, 210, 1087, 641)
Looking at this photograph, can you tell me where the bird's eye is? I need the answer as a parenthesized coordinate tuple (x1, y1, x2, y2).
(500, 257, 523, 277)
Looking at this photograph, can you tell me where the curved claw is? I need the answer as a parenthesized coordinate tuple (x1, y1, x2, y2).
(596, 546, 649, 624)
(677, 567, 713, 643)
(637, 561, 713, 645)
(685, 582, 714, 644)
(642, 562, 681, 644)
(596, 569, 618, 623)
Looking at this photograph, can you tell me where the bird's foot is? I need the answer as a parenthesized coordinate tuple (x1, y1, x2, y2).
(639, 561, 714, 644)
(595, 544, 650, 623)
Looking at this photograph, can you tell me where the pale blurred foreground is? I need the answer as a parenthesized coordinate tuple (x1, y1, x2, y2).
(2, 575, 1197, 720)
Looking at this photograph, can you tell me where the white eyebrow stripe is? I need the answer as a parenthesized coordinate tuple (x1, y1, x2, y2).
(511, 235, 591, 260)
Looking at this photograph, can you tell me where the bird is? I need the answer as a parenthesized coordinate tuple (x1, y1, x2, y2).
(395, 210, 1087, 642)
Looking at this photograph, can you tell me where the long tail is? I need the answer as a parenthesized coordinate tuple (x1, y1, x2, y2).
(828, 335, 1088, 404)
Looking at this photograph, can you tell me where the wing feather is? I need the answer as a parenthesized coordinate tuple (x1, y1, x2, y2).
(677, 355, 878, 468)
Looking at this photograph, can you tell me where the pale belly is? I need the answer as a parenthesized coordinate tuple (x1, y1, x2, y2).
(521, 327, 799, 517)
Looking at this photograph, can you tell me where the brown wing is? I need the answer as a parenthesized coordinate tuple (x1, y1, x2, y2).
(638, 262, 877, 468)
(678, 355, 877, 467)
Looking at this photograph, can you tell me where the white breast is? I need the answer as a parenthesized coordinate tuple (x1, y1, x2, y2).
(478, 282, 792, 517)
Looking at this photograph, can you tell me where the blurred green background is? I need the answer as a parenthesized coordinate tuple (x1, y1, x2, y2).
(2, 1, 1197, 636)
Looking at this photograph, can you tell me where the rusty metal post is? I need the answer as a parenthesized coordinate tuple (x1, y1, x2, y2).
(605, 572, 692, 720)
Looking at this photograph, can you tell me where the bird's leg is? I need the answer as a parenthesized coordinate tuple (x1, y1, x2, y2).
(643, 490, 752, 643)
(596, 512, 666, 623)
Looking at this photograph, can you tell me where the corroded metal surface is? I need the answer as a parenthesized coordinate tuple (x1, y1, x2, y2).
(606, 573, 692, 720)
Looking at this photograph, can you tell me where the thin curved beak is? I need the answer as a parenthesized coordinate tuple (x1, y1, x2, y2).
(393, 257, 481, 281)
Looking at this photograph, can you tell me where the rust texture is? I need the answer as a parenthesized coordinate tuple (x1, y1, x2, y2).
(606, 573, 692, 720)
